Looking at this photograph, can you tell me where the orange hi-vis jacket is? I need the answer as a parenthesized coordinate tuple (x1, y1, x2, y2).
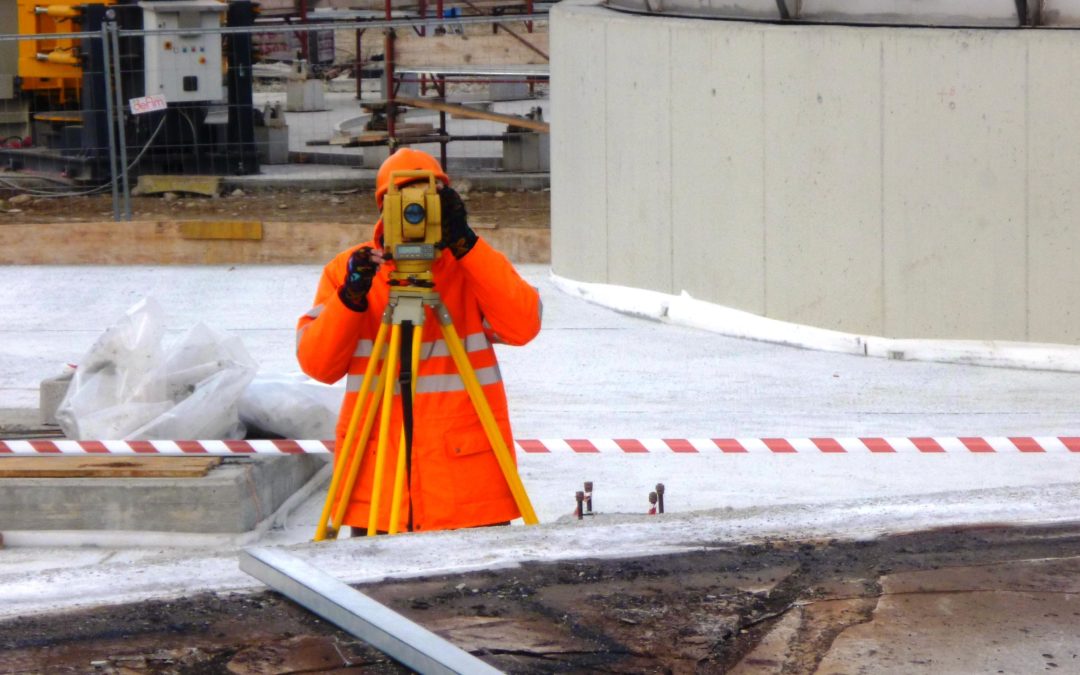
(296, 233, 541, 532)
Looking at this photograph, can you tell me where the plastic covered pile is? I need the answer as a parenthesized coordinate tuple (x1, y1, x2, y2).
(56, 298, 258, 440)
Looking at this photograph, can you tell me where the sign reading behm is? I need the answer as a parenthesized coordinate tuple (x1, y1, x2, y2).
(129, 93, 168, 115)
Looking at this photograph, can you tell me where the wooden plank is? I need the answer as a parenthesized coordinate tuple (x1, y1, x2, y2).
(446, 0, 536, 9)
(0, 221, 550, 264)
(0, 456, 222, 478)
(328, 123, 436, 146)
(179, 221, 264, 241)
(0, 220, 374, 265)
(393, 64, 549, 77)
(394, 32, 549, 67)
(133, 175, 222, 197)
(397, 96, 549, 133)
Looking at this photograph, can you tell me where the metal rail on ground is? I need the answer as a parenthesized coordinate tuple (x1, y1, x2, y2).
(239, 546, 504, 675)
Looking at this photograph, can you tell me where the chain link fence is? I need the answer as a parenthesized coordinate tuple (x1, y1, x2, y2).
(0, 7, 549, 223)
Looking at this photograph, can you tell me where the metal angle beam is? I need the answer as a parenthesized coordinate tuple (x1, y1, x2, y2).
(239, 547, 504, 675)
(0, 12, 548, 41)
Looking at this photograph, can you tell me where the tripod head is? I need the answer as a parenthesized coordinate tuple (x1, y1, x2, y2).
(382, 170, 443, 291)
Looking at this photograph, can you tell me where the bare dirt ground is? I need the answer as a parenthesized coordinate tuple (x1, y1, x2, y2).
(3, 524, 1080, 674)
(0, 189, 551, 229)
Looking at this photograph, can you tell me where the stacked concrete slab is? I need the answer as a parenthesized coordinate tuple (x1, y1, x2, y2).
(0, 455, 327, 534)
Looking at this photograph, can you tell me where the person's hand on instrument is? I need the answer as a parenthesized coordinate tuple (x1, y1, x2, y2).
(339, 245, 384, 312)
(438, 186, 478, 259)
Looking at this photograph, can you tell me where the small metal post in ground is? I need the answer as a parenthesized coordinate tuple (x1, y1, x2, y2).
(575, 491, 584, 520)
(583, 481, 593, 514)
(655, 483, 665, 514)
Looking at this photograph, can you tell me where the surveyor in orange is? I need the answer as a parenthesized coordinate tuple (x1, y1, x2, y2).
(296, 148, 541, 533)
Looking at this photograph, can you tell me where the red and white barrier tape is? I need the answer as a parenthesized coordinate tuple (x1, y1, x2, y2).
(0, 439, 334, 455)
(2, 437, 1080, 455)
(517, 437, 1080, 454)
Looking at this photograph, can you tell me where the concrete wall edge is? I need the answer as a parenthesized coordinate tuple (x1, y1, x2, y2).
(550, 272, 1080, 373)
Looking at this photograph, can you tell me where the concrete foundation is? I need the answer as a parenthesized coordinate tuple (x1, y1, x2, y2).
(0, 456, 327, 533)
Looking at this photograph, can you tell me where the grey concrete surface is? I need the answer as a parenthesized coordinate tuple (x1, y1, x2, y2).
(815, 558, 1080, 673)
(551, 0, 1080, 344)
(0, 456, 328, 533)
(0, 408, 40, 434)
(729, 548, 1080, 673)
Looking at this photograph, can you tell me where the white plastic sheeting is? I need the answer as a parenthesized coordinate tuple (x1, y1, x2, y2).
(56, 298, 258, 440)
(238, 372, 342, 440)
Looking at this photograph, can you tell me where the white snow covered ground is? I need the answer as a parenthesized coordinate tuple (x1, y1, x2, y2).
(2, 263, 1080, 619)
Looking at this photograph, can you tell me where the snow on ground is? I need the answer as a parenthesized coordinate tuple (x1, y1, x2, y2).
(2, 263, 1080, 618)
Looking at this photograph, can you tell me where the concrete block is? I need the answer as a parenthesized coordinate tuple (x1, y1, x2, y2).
(489, 81, 531, 101)
(363, 144, 391, 169)
(38, 370, 72, 426)
(255, 125, 290, 165)
(502, 132, 550, 172)
(286, 79, 327, 112)
(0, 455, 328, 533)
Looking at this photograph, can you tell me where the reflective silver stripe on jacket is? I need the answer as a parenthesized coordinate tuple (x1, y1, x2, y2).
(346, 365, 502, 394)
(295, 304, 325, 352)
(353, 339, 375, 357)
(482, 318, 504, 344)
(423, 332, 491, 358)
(351, 332, 491, 359)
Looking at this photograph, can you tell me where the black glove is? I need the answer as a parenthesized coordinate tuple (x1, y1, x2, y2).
(339, 246, 379, 312)
(438, 186, 478, 260)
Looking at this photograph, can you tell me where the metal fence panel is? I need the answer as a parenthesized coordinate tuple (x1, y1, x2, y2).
(0, 9, 549, 223)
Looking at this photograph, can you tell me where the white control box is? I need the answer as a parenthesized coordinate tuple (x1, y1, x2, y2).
(140, 1, 226, 103)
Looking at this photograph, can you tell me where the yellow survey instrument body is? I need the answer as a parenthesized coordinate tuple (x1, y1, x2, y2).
(381, 169, 444, 287)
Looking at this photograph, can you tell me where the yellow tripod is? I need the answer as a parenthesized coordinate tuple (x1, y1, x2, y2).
(313, 284, 540, 540)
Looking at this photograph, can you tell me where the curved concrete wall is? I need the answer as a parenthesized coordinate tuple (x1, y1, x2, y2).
(605, 0, 1080, 28)
(550, 1, 1080, 343)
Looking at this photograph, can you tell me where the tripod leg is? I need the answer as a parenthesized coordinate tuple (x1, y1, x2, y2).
(367, 322, 402, 536)
(435, 305, 540, 526)
(388, 323, 423, 535)
(330, 343, 390, 534)
(314, 317, 390, 541)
